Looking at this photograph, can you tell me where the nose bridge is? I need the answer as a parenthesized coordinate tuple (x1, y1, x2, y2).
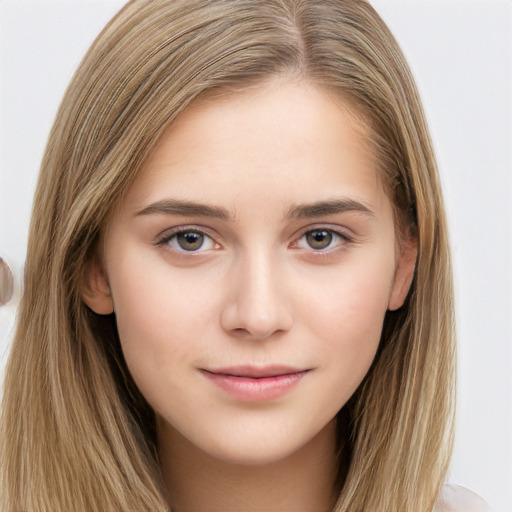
(221, 246, 293, 339)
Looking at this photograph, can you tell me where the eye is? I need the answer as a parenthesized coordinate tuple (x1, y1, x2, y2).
(296, 229, 349, 251)
(159, 229, 218, 252)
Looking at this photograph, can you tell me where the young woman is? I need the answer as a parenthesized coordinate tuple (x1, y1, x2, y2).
(0, 1, 491, 511)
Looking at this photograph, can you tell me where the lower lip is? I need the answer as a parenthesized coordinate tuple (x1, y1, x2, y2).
(201, 370, 308, 402)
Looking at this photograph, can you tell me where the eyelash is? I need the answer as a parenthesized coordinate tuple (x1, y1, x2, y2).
(155, 227, 219, 254)
(154, 226, 352, 255)
(293, 228, 351, 252)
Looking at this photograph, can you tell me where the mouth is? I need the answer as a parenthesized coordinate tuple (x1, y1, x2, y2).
(200, 365, 310, 402)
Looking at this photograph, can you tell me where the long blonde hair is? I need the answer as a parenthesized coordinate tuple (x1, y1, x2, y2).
(0, 1, 455, 510)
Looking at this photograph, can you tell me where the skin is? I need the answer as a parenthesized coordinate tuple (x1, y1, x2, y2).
(84, 78, 416, 511)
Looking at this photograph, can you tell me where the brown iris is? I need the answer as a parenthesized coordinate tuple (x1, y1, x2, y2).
(177, 232, 205, 251)
(306, 230, 333, 250)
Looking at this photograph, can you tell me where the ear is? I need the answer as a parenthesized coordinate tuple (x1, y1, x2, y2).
(81, 252, 114, 315)
(388, 231, 417, 311)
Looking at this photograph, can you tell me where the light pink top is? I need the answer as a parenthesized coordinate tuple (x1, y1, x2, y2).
(437, 484, 491, 511)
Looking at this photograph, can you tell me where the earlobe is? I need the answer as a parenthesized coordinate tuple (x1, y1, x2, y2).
(388, 232, 418, 311)
(81, 253, 114, 315)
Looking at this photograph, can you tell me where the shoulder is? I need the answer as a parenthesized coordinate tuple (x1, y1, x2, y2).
(437, 484, 491, 512)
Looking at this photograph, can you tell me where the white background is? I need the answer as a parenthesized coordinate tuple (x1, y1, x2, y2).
(1, 1, 511, 510)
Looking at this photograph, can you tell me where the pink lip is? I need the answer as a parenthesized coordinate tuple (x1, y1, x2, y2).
(200, 365, 309, 402)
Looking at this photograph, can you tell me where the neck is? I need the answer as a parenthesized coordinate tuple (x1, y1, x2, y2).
(158, 419, 339, 512)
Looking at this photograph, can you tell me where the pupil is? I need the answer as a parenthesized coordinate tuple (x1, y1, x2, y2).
(177, 232, 204, 251)
(307, 230, 332, 249)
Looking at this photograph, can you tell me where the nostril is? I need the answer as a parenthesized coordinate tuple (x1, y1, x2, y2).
(231, 327, 251, 338)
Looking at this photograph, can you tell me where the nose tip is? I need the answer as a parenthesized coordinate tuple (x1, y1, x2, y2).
(228, 313, 288, 341)
(220, 260, 293, 340)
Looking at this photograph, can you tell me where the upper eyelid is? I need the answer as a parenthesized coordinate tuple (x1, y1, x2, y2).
(293, 228, 351, 247)
(293, 223, 353, 240)
(155, 225, 217, 243)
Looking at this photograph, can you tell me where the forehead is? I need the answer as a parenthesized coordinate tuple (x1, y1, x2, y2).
(119, 78, 387, 218)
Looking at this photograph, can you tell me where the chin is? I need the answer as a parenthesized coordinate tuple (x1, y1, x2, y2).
(199, 434, 308, 467)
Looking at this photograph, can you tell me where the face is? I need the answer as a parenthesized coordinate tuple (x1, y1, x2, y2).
(85, 79, 415, 466)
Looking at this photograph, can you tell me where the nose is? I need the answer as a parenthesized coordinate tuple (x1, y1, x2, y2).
(220, 251, 293, 340)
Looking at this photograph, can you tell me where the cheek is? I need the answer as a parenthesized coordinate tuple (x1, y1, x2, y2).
(306, 252, 394, 338)
(108, 258, 217, 396)
(303, 255, 395, 395)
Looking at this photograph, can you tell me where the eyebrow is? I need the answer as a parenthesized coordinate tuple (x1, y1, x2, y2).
(135, 199, 233, 220)
(287, 198, 375, 219)
(135, 197, 375, 221)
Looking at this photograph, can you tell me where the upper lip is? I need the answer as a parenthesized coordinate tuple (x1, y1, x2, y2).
(202, 365, 308, 378)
